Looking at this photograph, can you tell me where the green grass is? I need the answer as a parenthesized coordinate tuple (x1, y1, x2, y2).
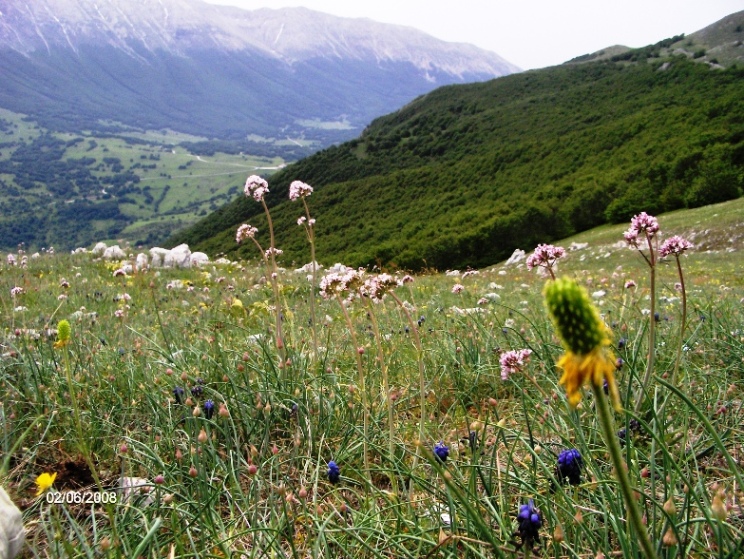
(1, 200, 743, 557)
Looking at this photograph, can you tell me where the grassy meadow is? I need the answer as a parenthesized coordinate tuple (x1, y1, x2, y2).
(1, 196, 743, 558)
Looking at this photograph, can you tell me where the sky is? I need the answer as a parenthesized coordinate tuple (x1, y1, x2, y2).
(203, 0, 744, 70)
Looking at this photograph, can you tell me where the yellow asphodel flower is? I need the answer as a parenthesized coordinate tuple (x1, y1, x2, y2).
(53, 319, 71, 349)
(545, 278, 622, 411)
(35, 472, 57, 496)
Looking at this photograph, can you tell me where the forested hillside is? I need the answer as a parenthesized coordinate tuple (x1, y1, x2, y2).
(169, 56, 744, 270)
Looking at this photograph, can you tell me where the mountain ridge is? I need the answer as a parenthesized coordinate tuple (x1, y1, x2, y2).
(0, 0, 518, 145)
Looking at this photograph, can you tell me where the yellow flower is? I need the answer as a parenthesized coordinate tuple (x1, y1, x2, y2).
(35, 472, 57, 496)
(557, 347, 621, 410)
(53, 319, 71, 349)
(545, 278, 621, 410)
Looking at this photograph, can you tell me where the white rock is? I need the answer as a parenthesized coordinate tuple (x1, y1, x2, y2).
(505, 249, 526, 265)
(149, 247, 170, 268)
(190, 252, 209, 267)
(91, 242, 108, 256)
(135, 253, 149, 271)
(483, 292, 501, 301)
(102, 245, 126, 260)
(118, 477, 153, 506)
(294, 261, 323, 273)
(0, 486, 24, 559)
(165, 244, 191, 268)
(569, 242, 588, 251)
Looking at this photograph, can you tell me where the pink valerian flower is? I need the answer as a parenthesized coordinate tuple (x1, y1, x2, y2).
(236, 224, 258, 243)
(264, 247, 283, 258)
(7, 254, 16, 266)
(624, 280, 637, 289)
(297, 216, 306, 226)
(10, 286, 23, 296)
(499, 349, 533, 380)
(289, 180, 314, 201)
(658, 235, 693, 258)
(244, 175, 269, 202)
(477, 297, 489, 306)
(363, 274, 400, 301)
(452, 283, 465, 294)
(624, 212, 660, 247)
(114, 309, 125, 318)
(400, 275, 414, 284)
(113, 268, 126, 277)
(526, 244, 566, 272)
(319, 272, 345, 299)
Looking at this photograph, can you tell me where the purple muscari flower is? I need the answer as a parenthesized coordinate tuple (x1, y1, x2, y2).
(203, 399, 215, 419)
(191, 385, 204, 398)
(173, 386, 185, 404)
(515, 499, 541, 550)
(556, 448, 583, 486)
(433, 441, 449, 463)
(327, 460, 340, 484)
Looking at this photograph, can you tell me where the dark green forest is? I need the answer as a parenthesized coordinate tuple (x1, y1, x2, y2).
(169, 56, 744, 270)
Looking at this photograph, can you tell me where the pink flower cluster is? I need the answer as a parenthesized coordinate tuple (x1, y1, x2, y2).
(362, 273, 400, 301)
(499, 349, 533, 380)
(526, 244, 566, 271)
(244, 175, 269, 202)
(659, 235, 693, 258)
(320, 269, 365, 299)
(264, 247, 283, 258)
(297, 216, 316, 227)
(289, 180, 313, 201)
(624, 212, 660, 247)
(236, 224, 258, 243)
(452, 283, 465, 294)
(10, 286, 23, 296)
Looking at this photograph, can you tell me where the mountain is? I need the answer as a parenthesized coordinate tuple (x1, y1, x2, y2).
(168, 13, 744, 271)
(0, 0, 519, 148)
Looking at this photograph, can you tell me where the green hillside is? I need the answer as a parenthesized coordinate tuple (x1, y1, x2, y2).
(170, 53, 744, 271)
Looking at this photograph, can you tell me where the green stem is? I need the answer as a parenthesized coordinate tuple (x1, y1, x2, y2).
(366, 301, 398, 496)
(337, 296, 370, 476)
(671, 255, 687, 387)
(261, 198, 285, 363)
(302, 198, 319, 360)
(592, 382, 657, 559)
(635, 233, 656, 414)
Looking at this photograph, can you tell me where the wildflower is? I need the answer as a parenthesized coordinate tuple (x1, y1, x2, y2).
(244, 175, 269, 202)
(514, 499, 541, 550)
(433, 441, 449, 463)
(499, 349, 532, 380)
(54, 320, 71, 349)
(154, 474, 165, 485)
(659, 235, 693, 258)
(35, 472, 57, 496)
(556, 449, 583, 485)
(289, 180, 313, 200)
(327, 460, 340, 484)
(173, 386, 185, 404)
(10, 286, 23, 296)
(526, 244, 566, 274)
(297, 216, 306, 226)
(452, 283, 464, 294)
(544, 278, 621, 410)
(191, 385, 204, 398)
(624, 212, 660, 248)
(401, 275, 414, 284)
(203, 399, 215, 419)
(236, 224, 258, 243)
(264, 247, 283, 258)
(363, 274, 400, 301)
(624, 280, 636, 289)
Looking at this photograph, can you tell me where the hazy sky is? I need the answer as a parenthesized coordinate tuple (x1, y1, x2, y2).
(203, 0, 743, 69)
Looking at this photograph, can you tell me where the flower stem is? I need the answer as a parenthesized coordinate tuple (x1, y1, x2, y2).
(337, 296, 370, 476)
(302, 198, 319, 360)
(671, 255, 687, 386)
(634, 234, 656, 414)
(592, 382, 657, 559)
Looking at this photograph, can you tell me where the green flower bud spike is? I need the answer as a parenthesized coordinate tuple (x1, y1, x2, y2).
(54, 320, 71, 349)
(544, 278, 621, 411)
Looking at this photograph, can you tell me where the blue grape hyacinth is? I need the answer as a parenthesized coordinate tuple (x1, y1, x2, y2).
(327, 460, 340, 484)
(515, 499, 541, 550)
(433, 441, 449, 463)
(556, 448, 583, 486)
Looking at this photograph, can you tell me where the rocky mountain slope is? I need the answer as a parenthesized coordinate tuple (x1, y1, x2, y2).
(0, 0, 519, 146)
